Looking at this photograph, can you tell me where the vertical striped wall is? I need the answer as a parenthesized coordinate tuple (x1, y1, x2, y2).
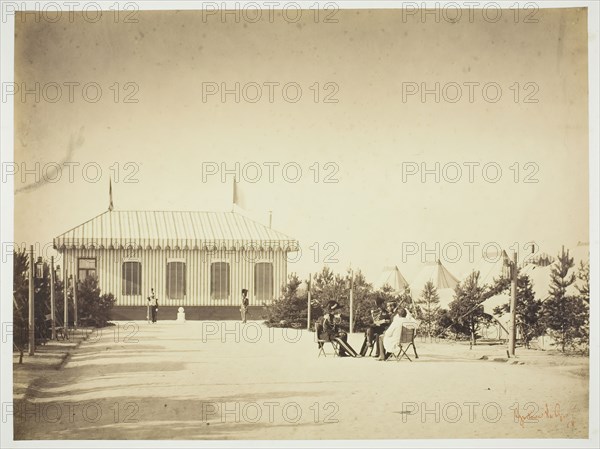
(59, 248, 289, 307)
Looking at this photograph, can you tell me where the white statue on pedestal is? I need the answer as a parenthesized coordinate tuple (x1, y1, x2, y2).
(176, 307, 186, 323)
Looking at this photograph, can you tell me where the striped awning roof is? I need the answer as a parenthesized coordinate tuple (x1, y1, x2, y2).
(53, 210, 298, 251)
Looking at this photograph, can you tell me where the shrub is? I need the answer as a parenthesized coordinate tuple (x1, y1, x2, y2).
(76, 275, 116, 327)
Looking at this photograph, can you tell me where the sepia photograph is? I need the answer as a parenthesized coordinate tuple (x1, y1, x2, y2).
(1, 1, 598, 448)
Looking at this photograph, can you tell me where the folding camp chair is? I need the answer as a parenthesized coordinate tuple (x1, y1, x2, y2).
(315, 322, 340, 357)
(390, 325, 419, 362)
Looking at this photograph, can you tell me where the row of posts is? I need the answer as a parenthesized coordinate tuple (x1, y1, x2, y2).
(27, 245, 78, 356)
(25, 247, 520, 357)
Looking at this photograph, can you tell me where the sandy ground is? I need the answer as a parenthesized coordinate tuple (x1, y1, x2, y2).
(13, 320, 589, 440)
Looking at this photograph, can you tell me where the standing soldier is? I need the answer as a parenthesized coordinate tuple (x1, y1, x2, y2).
(148, 288, 159, 323)
(240, 288, 249, 323)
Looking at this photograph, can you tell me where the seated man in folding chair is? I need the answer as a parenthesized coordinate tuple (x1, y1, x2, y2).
(377, 306, 418, 361)
(360, 298, 393, 357)
(320, 300, 359, 357)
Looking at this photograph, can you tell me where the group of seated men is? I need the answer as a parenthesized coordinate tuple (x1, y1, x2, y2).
(318, 298, 418, 360)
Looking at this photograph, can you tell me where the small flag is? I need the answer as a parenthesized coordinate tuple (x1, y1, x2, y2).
(108, 179, 114, 211)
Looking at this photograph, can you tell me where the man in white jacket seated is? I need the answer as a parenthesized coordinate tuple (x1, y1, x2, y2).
(377, 306, 419, 361)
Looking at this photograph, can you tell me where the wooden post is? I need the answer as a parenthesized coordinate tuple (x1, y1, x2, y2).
(28, 246, 35, 356)
(306, 274, 312, 331)
(349, 269, 354, 334)
(50, 256, 56, 340)
(73, 274, 78, 330)
(64, 268, 69, 335)
(508, 251, 518, 357)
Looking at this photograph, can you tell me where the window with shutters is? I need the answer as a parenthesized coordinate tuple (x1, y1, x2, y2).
(122, 261, 142, 296)
(254, 262, 273, 301)
(211, 262, 230, 300)
(166, 261, 186, 299)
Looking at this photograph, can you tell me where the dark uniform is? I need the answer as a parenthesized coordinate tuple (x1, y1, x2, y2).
(321, 312, 358, 357)
(360, 305, 392, 356)
(240, 289, 249, 323)
(148, 292, 159, 323)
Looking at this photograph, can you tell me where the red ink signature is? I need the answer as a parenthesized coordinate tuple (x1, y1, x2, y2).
(513, 402, 577, 429)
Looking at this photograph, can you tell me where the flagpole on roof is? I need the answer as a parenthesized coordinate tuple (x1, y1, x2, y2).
(231, 179, 235, 213)
(108, 178, 114, 211)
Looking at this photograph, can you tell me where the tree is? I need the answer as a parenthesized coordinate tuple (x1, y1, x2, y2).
(264, 273, 315, 328)
(576, 260, 590, 304)
(76, 275, 116, 327)
(529, 253, 555, 267)
(416, 281, 440, 339)
(448, 271, 491, 346)
(576, 260, 590, 351)
(493, 273, 543, 348)
(359, 284, 401, 332)
(312, 266, 348, 305)
(373, 284, 400, 307)
(13, 249, 29, 354)
(12, 250, 63, 349)
(436, 308, 469, 340)
(265, 267, 376, 332)
(542, 248, 588, 352)
(347, 270, 375, 332)
(310, 266, 350, 327)
(399, 285, 416, 313)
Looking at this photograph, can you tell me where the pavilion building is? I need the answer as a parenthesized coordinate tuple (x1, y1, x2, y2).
(53, 210, 299, 320)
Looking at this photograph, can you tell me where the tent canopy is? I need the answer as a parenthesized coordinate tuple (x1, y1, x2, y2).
(410, 260, 460, 309)
(410, 260, 459, 292)
(377, 265, 409, 293)
(467, 250, 511, 285)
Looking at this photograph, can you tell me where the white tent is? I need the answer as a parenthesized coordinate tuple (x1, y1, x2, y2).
(466, 251, 512, 326)
(479, 243, 589, 339)
(474, 250, 511, 285)
(569, 241, 590, 269)
(410, 260, 460, 309)
(520, 263, 553, 301)
(377, 265, 409, 293)
(519, 241, 589, 301)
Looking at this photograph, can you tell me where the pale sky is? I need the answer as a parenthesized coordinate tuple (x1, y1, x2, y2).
(13, 7, 589, 283)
